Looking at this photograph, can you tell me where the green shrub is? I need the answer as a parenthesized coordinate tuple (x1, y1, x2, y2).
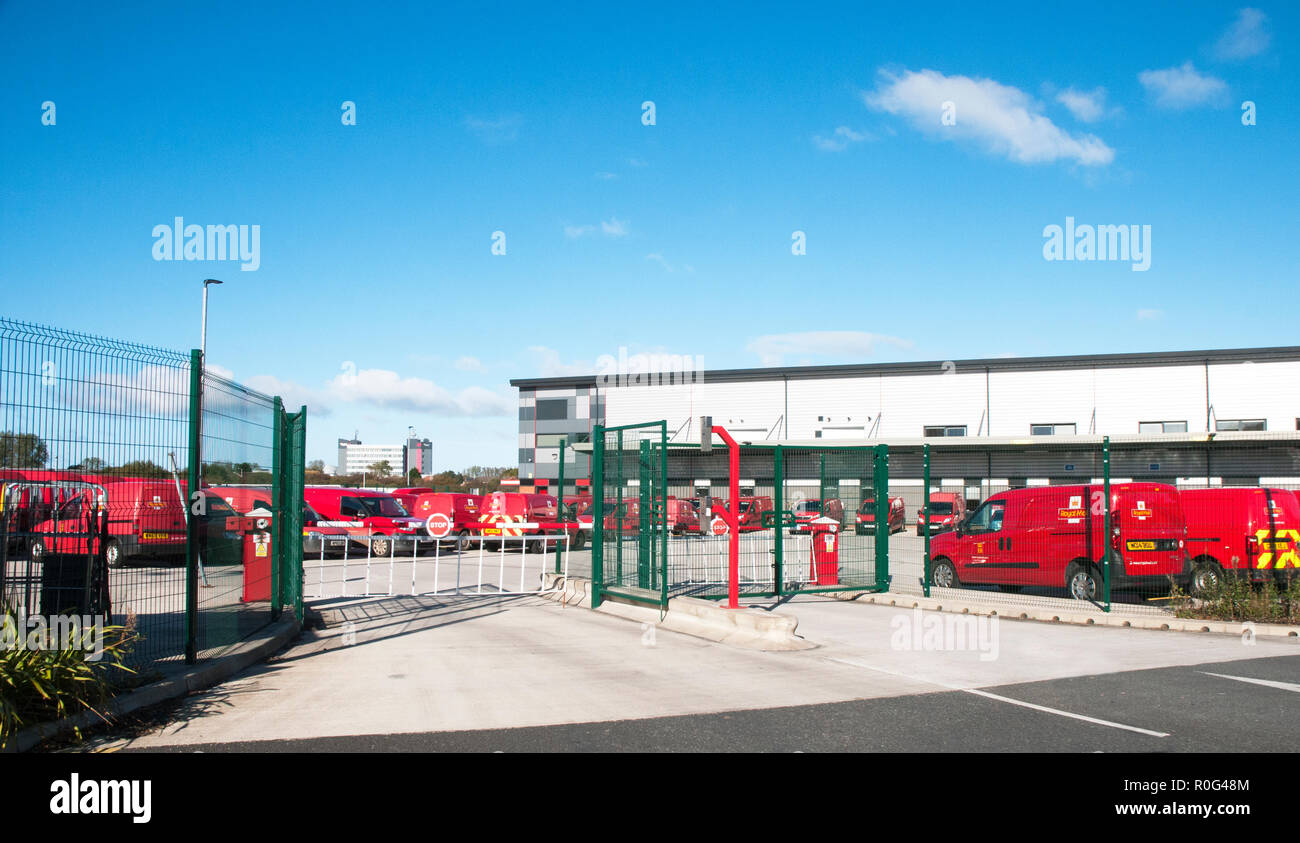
(0, 611, 137, 749)
(1172, 573, 1300, 624)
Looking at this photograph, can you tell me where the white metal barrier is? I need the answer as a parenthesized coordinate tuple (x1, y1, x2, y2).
(302, 529, 570, 599)
(664, 532, 814, 591)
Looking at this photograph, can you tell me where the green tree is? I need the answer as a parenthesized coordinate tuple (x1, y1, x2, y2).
(0, 432, 48, 468)
(407, 467, 421, 484)
(369, 460, 392, 477)
(307, 459, 325, 472)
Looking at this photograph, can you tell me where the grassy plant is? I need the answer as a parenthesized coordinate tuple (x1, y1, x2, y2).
(0, 610, 137, 749)
(1172, 572, 1300, 624)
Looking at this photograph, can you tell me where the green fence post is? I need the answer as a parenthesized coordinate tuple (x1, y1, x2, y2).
(1102, 436, 1111, 611)
(271, 397, 284, 621)
(922, 443, 931, 598)
(659, 420, 668, 606)
(291, 406, 307, 622)
(773, 445, 784, 596)
(555, 438, 565, 575)
(591, 425, 604, 609)
(875, 444, 890, 591)
(638, 439, 651, 589)
(185, 349, 202, 664)
(616, 429, 624, 588)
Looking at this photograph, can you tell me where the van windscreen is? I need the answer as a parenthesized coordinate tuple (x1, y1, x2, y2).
(360, 497, 408, 518)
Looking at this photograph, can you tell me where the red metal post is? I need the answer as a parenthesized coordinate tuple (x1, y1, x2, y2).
(710, 425, 742, 609)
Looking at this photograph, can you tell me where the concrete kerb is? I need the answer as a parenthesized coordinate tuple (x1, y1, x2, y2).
(4, 615, 301, 754)
(826, 589, 1300, 641)
(541, 573, 813, 651)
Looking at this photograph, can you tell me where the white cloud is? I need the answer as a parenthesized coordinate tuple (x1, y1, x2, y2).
(645, 253, 674, 272)
(746, 331, 913, 366)
(812, 126, 871, 151)
(564, 224, 596, 238)
(1138, 62, 1229, 109)
(1136, 308, 1164, 321)
(464, 114, 522, 143)
(594, 171, 617, 180)
(244, 374, 333, 417)
(1055, 87, 1110, 123)
(326, 368, 511, 416)
(1214, 8, 1270, 60)
(865, 69, 1114, 166)
(600, 217, 629, 237)
(454, 356, 485, 372)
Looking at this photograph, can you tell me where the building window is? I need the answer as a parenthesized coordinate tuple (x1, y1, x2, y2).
(536, 433, 586, 447)
(1030, 423, 1076, 436)
(1138, 421, 1188, 434)
(519, 405, 535, 421)
(535, 399, 569, 421)
(1215, 419, 1266, 432)
(923, 425, 967, 437)
(518, 448, 535, 464)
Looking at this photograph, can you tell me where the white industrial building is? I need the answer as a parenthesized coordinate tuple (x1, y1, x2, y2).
(511, 346, 1300, 505)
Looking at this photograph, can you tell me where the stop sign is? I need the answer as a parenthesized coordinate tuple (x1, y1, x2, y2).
(426, 512, 453, 539)
(710, 517, 728, 536)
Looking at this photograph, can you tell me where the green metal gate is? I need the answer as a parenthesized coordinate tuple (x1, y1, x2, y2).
(591, 421, 668, 609)
(773, 443, 891, 596)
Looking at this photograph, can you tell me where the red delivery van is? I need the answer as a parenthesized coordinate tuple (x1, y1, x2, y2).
(916, 492, 966, 536)
(928, 483, 1188, 600)
(407, 492, 484, 548)
(30, 481, 242, 568)
(1181, 487, 1300, 591)
(209, 485, 353, 558)
(302, 487, 424, 557)
(855, 495, 904, 535)
(724, 496, 773, 532)
(477, 491, 576, 552)
(791, 498, 845, 534)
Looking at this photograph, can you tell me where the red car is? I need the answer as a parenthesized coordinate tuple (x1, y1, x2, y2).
(303, 487, 424, 557)
(916, 492, 967, 536)
(928, 483, 1188, 599)
(1181, 487, 1300, 592)
(790, 498, 845, 534)
(856, 495, 905, 535)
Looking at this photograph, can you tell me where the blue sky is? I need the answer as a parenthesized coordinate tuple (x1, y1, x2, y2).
(2, 2, 1296, 469)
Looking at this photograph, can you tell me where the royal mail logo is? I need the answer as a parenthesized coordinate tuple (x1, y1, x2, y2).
(1058, 508, 1086, 519)
(1068, 495, 1083, 509)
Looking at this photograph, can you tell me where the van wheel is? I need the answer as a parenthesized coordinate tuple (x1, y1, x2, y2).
(571, 532, 586, 551)
(455, 529, 472, 552)
(1191, 561, 1223, 595)
(1066, 563, 1100, 601)
(105, 539, 124, 569)
(370, 536, 392, 558)
(527, 538, 544, 554)
(931, 559, 959, 589)
(30, 538, 47, 564)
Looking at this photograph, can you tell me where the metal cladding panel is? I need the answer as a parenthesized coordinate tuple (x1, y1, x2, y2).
(605, 379, 784, 440)
(788, 371, 991, 439)
(1207, 360, 1300, 429)
(1094, 364, 1207, 433)
(986, 367, 1097, 436)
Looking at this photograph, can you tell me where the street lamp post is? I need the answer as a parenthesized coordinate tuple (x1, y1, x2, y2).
(201, 278, 223, 360)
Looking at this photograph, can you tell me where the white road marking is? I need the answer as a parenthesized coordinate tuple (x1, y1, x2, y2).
(1202, 672, 1300, 694)
(827, 656, 1170, 738)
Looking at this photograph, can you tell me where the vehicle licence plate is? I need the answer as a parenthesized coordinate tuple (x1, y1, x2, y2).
(1126, 540, 1156, 551)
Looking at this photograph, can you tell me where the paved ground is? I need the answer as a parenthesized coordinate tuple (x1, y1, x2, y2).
(104, 592, 1299, 752)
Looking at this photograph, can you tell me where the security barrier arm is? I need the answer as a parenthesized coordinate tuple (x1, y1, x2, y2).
(711, 424, 742, 609)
